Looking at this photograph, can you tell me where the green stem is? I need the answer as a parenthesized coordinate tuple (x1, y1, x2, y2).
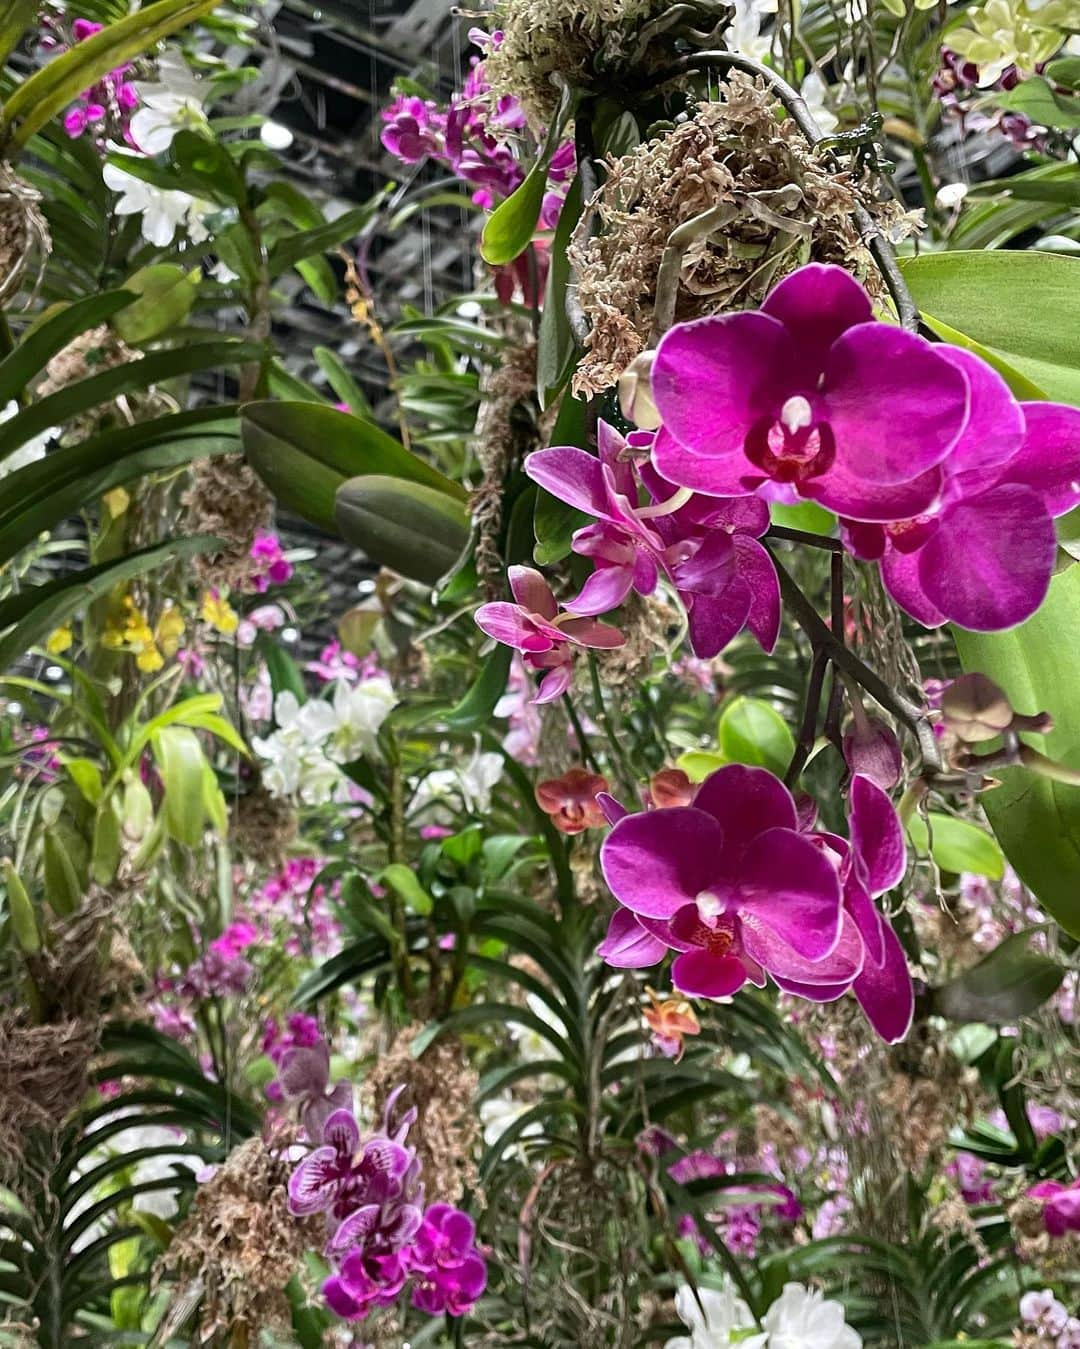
(587, 652, 636, 797)
(565, 693, 600, 773)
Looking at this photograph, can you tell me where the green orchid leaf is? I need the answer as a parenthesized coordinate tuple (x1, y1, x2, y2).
(480, 84, 578, 266)
(1, 0, 219, 155)
(954, 566, 1080, 937)
(111, 264, 201, 344)
(0, 536, 220, 672)
(717, 696, 795, 777)
(906, 812, 1005, 879)
(334, 474, 470, 585)
(899, 251, 1080, 405)
(931, 930, 1065, 1023)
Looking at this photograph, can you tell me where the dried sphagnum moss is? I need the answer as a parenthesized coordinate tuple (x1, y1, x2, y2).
(481, 0, 671, 128)
(157, 1137, 320, 1343)
(570, 77, 918, 395)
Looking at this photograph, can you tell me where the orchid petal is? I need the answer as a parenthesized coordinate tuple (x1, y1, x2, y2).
(508, 566, 558, 619)
(1004, 402, 1080, 517)
(918, 485, 1056, 631)
(733, 535, 781, 652)
(692, 764, 798, 843)
(653, 311, 795, 457)
(475, 602, 555, 653)
(532, 662, 572, 704)
(761, 262, 872, 364)
(938, 346, 1025, 478)
(823, 325, 969, 485)
(597, 907, 668, 967)
(736, 827, 843, 960)
(600, 807, 724, 918)
(558, 615, 626, 648)
(880, 547, 947, 628)
(685, 581, 752, 659)
(849, 774, 906, 897)
(853, 914, 914, 1043)
(525, 447, 612, 519)
(671, 948, 749, 998)
(570, 565, 635, 616)
(651, 424, 764, 497)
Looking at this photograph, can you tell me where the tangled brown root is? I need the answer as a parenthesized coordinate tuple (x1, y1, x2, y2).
(470, 340, 540, 600)
(363, 1023, 481, 1206)
(0, 167, 49, 305)
(182, 454, 273, 591)
(156, 1136, 320, 1343)
(481, 0, 674, 128)
(0, 1016, 100, 1163)
(570, 78, 918, 394)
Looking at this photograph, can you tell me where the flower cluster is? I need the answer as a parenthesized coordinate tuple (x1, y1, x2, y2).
(1020, 1289, 1080, 1349)
(597, 764, 914, 1042)
(664, 1277, 861, 1349)
(637, 263, 1080, 632)
(101, 594, 185, 673)
(60, 18, 139, 143)
(283, 1043, 486, 1323)
(380, 31, 573, 302)
(252, 678, 397, 803)
(248, 529, 293, 592)
(932, 50, 1045, 150)
(475, 566, 625, 703)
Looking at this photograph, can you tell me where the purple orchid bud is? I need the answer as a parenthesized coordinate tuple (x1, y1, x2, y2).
(843, 711, 902, 790)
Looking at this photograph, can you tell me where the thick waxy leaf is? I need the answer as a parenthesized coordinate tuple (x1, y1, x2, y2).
(266, 203, 381, 275)
(241, 400, 463, 533)
(717, 696, 795, 777)
(906, 811, 1005, 879)
(0, 412, 239, 562)
(931, 930, 1065, 1023)
(0, 290, 134, 408)
(1, 0, 219, 154)
(445, 644, 512, 731)
(899, 251, 1080, 405)
(334, 475, 469, 585)
(152, 726, 210, 848)
(480, 84, 578, 266)
(111, 264, 200, 344)
(0, 340, 260, 459)
(954, 566, 1080, 937)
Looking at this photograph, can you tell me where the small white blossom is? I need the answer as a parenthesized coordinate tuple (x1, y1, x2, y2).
(801, 71, 839, 134)
(130, 49, 208, 154)
(102, 156, 210, 248)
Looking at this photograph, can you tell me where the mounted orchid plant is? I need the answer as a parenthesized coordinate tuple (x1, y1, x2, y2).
(0, 0, 1079, 1346)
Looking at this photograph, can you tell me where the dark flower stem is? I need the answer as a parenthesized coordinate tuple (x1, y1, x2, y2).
(765, 524, 843, 552)
(630, 50, 919, 332)
(565, 693, 601, 773)
(766, 545, 943, 776)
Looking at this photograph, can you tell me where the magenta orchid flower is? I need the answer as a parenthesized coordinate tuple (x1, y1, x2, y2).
(1028, 1178, 1080, 1237)
(842, 347, 1080, 631)
(598, 764, 844, 998)
(648, 263, 970, 522)
(409, 1204, 489, 1316)
(474, 565, 624, 703)
(525, 422, 779, 658)
(287, 1107, 416, 1226)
